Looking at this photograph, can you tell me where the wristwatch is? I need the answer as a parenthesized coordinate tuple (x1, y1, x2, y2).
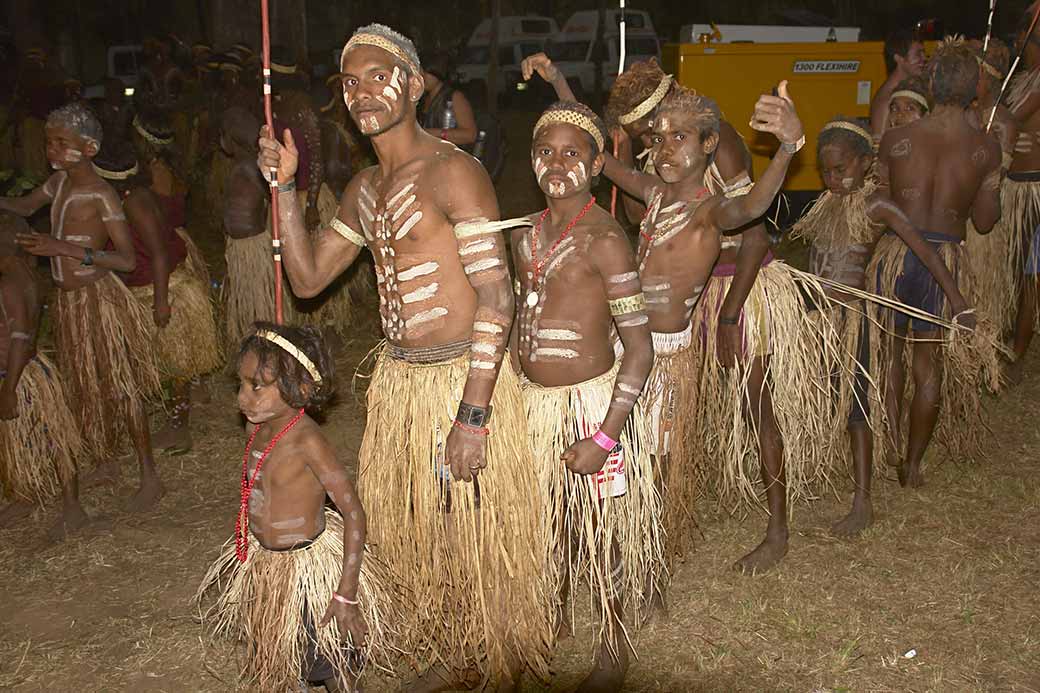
(781, 135, 806, 154)
(81, 247, 94, 266)
(456, 402, 493, 428)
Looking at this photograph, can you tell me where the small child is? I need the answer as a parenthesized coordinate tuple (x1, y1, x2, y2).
(196, 322, 395, 692)
(792, 117, 972, 536)
(886, 77, 930, 131)
(0, 212, 85, 534)
(92, 140, 222, 453)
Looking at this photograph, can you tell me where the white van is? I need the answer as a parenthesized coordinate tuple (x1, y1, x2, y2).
(456, 15, 559, 94)
(546, 10, 660, 97)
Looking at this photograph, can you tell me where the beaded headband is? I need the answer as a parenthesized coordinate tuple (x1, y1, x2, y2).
(820, 121, 874, 146)
(890, 90, 930, 111)
(618, 73, 672, 125)
(92, 162, 139, 180)
(133, 116, 173, 147)
(341, 33, 420, 76)
(533, 109, 605, 152)
(256, 330, 323, 383)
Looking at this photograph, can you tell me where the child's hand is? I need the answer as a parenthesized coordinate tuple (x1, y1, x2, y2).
(257, 125, 299, 186)
(153, 301, 171, 328)
(717, 319, 744, 368)
(562, 437, 610, 476)
(15, 233, 74, 258)
(445, 426, 486, 482)
(750, 81, 803, 147)
(521, 52, 561, 84)
(320, 598, 368, 648)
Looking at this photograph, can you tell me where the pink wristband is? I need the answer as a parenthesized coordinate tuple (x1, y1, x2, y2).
(592, 429, 618, 452)
(332, 592, 359, 606)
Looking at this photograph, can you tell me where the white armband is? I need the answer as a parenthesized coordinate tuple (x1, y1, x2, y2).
(453, 217, 533, 240)
(330, 217, 366, 248)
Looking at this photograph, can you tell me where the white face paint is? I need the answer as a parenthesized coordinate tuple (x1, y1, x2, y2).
(576, 161, 588, 184)
(64, 149, 83, 163)
(547, 180, 566, 197)
(360, 115, 379, 133)
(566, 170, 580, 187)
(534, 158, 548, 182)
(841, 177, 855, 190)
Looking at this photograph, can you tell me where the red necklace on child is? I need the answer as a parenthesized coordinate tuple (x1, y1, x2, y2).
(235, 408, 306, 563)
(526, 196, 597, 307)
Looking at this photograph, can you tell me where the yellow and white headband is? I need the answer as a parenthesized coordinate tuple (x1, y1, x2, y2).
(341, 33, 420, 76)
(618, 74, 672, 125)
(533, 109, 605, 152)
(821, 121, 874, 145)
(256, 330, 323, 383)
(133, 116, 173, 147)
(890, 90, 930, 111)
(93, 162, 139, 180)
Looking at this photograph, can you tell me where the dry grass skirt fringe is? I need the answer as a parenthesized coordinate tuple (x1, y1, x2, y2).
(195, 509, 403, 691)
(522, 363, 665, 654)
(129, 265, 223, 379)
(357, 351, 551, 683)
(867, 235, 1004, 464)
(54, 273, 162, 458)
(222, 227, 299, 352)
(691, 261, 844, 512)
(0, 354, 80, 505)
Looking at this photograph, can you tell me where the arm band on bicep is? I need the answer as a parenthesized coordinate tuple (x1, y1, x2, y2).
(330, 217, 366, 247)
(10, 331, 31, 341)
(609, 293, 647, 316)
(453, 217, 533, 240)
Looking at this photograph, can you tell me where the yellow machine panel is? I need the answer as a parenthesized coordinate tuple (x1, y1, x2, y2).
(663, 41, 888, 191)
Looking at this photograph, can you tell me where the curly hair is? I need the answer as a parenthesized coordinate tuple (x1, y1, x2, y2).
(655, 85, 720, 142)
(817, 116, 874, 164)
(929, 36, 979, 107)
(238, 322, 335, 411)
(536, 100, 608, 155)
(604, 58, 666, 127)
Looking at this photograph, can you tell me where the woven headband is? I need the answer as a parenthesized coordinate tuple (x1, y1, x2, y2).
(618, 74, 672, 125)
(890, 90, 930, 111)
(533, 110, 605, 152)
(820, 121, 874, 146)
(133, 116, 173, 147)
(92, 162, 139, 180)
(341, 33, 420, 76)
(256, 330, 323, 383)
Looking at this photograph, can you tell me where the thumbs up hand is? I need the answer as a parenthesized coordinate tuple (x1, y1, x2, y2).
(750, 80, 804, 147)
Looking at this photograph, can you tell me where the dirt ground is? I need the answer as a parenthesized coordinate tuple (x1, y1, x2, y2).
(2, 110, 1039, 692)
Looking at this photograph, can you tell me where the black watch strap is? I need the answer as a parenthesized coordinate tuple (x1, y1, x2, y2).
(456, 402, 492, 427)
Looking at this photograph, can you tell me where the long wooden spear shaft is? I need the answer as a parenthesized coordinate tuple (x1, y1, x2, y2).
(989, 0, 1040, 131)
(610, 0, 626, 218)
(260, 0, 284, 323)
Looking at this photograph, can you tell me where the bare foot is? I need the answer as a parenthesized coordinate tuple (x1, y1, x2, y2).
(0, 500, 34, 528)
(831, 500, 874, 538)
(151, 424, 192, 453)
(45, 504, 96, 543)
(126, 477, 165, 512)
(400, 665, 481, 693)
(82, 459, 122, 488)
(575, 645, 628, 693)
(898, 461, 924, 488)
(733, 530, 789, 575)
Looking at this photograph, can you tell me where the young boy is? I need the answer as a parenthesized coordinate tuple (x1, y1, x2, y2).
(221, 106, 297, 350)
(92, 141, 222, 453)
(0, 102, 164, 513)
(197, 323, 394, 692)
(871, 38, 1003, 486)
(513, 101, 658, 691)
(0, 212, 85, 534)
(258, 24, 550, 690)
(871, 28, 927, 137)
(887, 77, 930, 130)
(792, 117, 973, 536)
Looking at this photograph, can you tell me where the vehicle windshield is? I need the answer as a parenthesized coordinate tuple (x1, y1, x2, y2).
(546, 40, 590, 62)
(616, 37, 658, 57)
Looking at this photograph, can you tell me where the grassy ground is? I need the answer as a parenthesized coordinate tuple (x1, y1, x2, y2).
(1, 110, 1038, 692)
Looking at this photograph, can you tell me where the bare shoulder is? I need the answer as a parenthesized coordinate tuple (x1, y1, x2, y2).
(293, 416, 336, 460)
(428, 145, 489, 183)
(581, 206, 630, 249)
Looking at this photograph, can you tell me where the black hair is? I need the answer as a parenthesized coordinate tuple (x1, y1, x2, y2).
(238, 322, 335, 411)
(537, 100, 609, 156)
(930, 39, 979, 108)
(817, 116, 874, 166)
(422, 50, 455, 83)
(93, 138, 149, 194)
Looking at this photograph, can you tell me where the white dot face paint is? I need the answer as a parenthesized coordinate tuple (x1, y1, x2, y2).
(360, 116, 379, 133)
(547, 181, 565, 197)
(841, 177, 855, 190)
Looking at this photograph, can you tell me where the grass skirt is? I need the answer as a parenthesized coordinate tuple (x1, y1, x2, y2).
(867, 235, 1004, 463)
(196, 509, 402, 691)
(644, 328, 699, 559)
(691, 261, 842, 511)
(129, 265, 223, 380)
(0, 354, 80, 504)
(521, 363, 664, 653)
(223, 227, 298, 352)
(176, 226, 213, 287)
(54, 274, 162, 458)
(357, 349, 551, 682)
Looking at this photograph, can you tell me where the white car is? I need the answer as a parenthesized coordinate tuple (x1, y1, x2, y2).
(456, 16, 558, 95)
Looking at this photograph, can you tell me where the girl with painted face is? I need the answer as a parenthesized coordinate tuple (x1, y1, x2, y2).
(792, 117, 973, 537)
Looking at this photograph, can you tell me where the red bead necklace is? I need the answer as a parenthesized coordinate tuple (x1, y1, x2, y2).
(526, 196, 597, 307)
(235, 408, 306, 563)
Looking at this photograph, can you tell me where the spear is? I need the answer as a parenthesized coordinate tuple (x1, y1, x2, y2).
(260, 0, 284, 323)
(983, 0, 997, 54)
(989, 0, 1040, 131)
(610, 0, 626, 218)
